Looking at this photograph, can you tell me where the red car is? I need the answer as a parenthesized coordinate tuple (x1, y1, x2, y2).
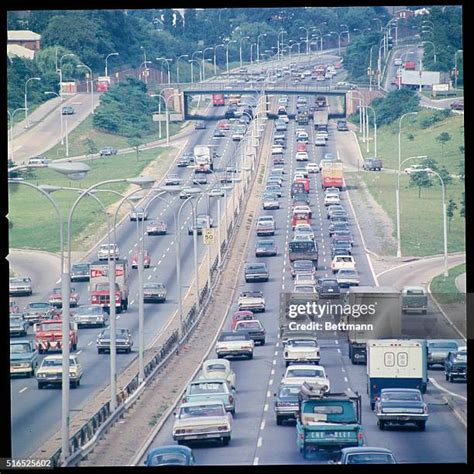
(131, 251, 151, 269)
(146, 220, 167, 235)
(218, 120, 231, 130)
(48, 287, 80, 308)
(231, 310, 255, 331)
(9, 300, 20, 313)
(296, 142, 307, 153)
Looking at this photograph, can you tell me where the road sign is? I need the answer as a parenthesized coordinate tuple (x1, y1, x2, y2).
(203, 228, 214, 245)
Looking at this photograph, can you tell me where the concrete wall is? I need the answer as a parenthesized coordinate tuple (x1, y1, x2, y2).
(346, 90, 385, 115)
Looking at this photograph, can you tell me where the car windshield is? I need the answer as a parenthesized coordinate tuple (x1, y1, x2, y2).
(278, 386, 300, 399)
(236, 321, 262, 330)
(10, 316, 23, 323)
(429, 342, 458, 350)
(145, 283, 164, 289)
(38, 323, 62, 331)
(76, 306, 102, 315)
(246, 264, 266, 271)
(220, 334, 249, 341)
(206, 364, 227, 372)
(321, 280, 338, 287)
(100, 329, 129, 338)
(51, 288, 61, 294)
(381, 391, 421, 402)
(339, 270, 357, 276)
(179, 404, 225, 418)
(149, 453, 187, 465)
(42, 358, 76, 367)
(406, 289, 425, 295)
(257, 241, 274, 248)
(287, 340, 317, 347)
(287, 368, 324, 378)
(347, 453, 394, 464)
(28, 303, 49, 309)
(11, 278, 29, 284)
(188, 382, 226, 394)
(335, 257, 353, 262)
(10, 343, 32, 354)
(293, 261, 313, 269)
(72, 264, 89, 271)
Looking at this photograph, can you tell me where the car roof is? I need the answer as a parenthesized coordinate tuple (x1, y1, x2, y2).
(380, 388, 421, 393)
(341, 447, 394, 454)
(10, 339, 32, 344)
(203, 358, 230, 367)
(180, 400, 226, 408)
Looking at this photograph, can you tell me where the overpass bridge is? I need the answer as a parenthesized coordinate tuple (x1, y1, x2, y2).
(174, 82, 348, 120)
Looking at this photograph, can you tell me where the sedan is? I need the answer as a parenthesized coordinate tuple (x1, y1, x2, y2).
(97, 328, 133, 354)
(10, 313, 29, 337)
(177, 156, 191, 167)
(244, 263, 269, 282)
(28, 156, 50, 165)
(165, 174, 181, 185)
(213, 129, 226, 138)
(9, 277, 32, 296)
(316, 278, 341, 298)
(335, 269, 360, 287)
(131, 251, 151, 269)
(146, 220, 167, 235)
(180, 187, 194, 199)
(374, 388, 428, 431)
(327, 204, 345, 219)
(314, 136, 326, 146)
(61, 106, 75, 115)
(99, 146, 118, 156)
(73, 305, 108, 327)
(290, 260, 315, 278)
(145, 446, 195, 466)
(143, 282, 167, 303)
(324, 194, 340, 206)
(255, 239, 277, 257)
(193, 174, 208, 185)
(23, 302, 55, 324)
(332, 230, 354, 246)
(295, 151, 309, 161)
(306, 162, 319, 173)
(264, 185, 282, 197)
(336, 447, 396, 464)
(130, 207, 148, 221)
(329, 222, 350, 236)
(194, 121, 207, 129)
(263, 193, 280, 210)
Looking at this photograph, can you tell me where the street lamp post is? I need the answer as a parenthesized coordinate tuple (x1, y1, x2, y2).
(422, 41, 437, 64)
(256, 33, 267, 63)
(396, 111, 418, 258)
(164, 92, 182, 146)
(202, 47, 214, 80)
(189, 59, 202, 83)
(239, 36, 250, 68)
(366, 105, 377, 157)
(191, 50, 202, 82)
(45, 91, 64, 145)
(225, 40, 237, 74)
(156, 57, 172, 84)
(58, 53, 76, 102)
(454, 50, 463, 90)
(214, 44, 225, 75)
(105, 52, 119, 77)
(299, 27, 309, 54)
(277, 30, 286, 61)
(76, 64, 94, 115)
(340, 24, 350, 43)
(24, 77, 41, 128)
(176, 54, 189, 84)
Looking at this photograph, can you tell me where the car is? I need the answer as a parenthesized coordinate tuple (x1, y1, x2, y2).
(294, 273, 317, 286)
(329, 221, 350, 236)
(194, 121, 207, 129)
(184, 378, 236, 414)
(244, 262, 269, 282)
(403, 164, 426, 175)
(296, 132, 309, 144)
(177, 156, 191, 167)
(10, 313, 29, 337)
(324, 193, 341, 206)
(218, 120, 231, 130)
(281, 364, 330, 391)
(427, 340, 459, 368)
(272, 155, 285, 166)
(316, 130, 328, 141)
(267, 176, 283, 187)
(23, 302, 55, 325)
(146, 220, 167, 235)
(401, 286, 428, 314)
(99, 146, 118, 157)
(130, 207, 148, 221)
(306, 162, 319, 173)
(284, 337, 320, 366)
(450, 101, 464, 111)
(273, 137, 286, 148)
(209, 187, 225, 198)
(230, 310, 255, 331)
(274, 383, 301, 425)
(36, 354, 83, 389)
(374, 388, 428, 431)
(215, 332, 254, 359)
(232, 130, 245, 141)
(325, 186, 340, 195)
(28, 156, 50, 165)
(48, 287, 80, 307)
(255, 239, 277, 257)
(363, 157, 383, 171)
(316, 278, 341, 298)
(294, 229, 315, 242)
(165, 174, 181, 185)
(143, 282, 167, 303)
(97, 243, 119, 260)
(327, 204, 345, 219)
(9, 276, 32, 296)
(290, 259, 316, 278)
(238, 290, 265, 312)
(97, 328, 134, 354)
(335, 81, 357, 90)
(70, 263, 90, 282)
(180, 187, 194, 199)
(200, 359, 236, 389)
(262, 193, 280, 210)
(61, 106, 75, 115)
(188, 215, 213, 235)
(131, 251, 151, 269)
(394, 58, 402, 66)
(192, 174, 208, 185)
(337, 120, 349, 131)
(213, 129, 226, 138)
(256, 216, 275, 236)
(293, 283, 317, 294)
(172, 401, 232, 446)
(292, 193, 311, 206)
(444, 348, 467, 382)
(233, 319, 266, 345)
(335, 269, 360, 287)
(336, 447, 397, 464)
(292, 233, 313, 243)
(331, 255, 356, 274)
(144, 445, 195, 466)
(271, 144, 284, 155)
(295, 151, 309, 162)
(292, 204, 312, 217)
(331, 237, 353, 253)
(73, 304, 108, 327)
(10, 339, 39, 377)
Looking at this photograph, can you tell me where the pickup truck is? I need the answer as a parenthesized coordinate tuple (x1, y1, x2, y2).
(238, 291, 265, 312)
(296, 384, 363, 459)
(363, 157, 383, 171)
(34, 319, 78, 353)
(401, 286, 428, 314)
(331, 255, 356, 274)
(10, 339, 39, 377)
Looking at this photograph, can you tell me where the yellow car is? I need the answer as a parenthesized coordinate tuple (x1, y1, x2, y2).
(36, 354, 83, 389)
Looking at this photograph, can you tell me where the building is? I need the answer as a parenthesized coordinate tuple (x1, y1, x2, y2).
(401, 70, 450, 89)
(7, 44, 35, 60)
(414, 8, 430, 16)
(7, 30, 41, 51)
(396, 9, 415, 19)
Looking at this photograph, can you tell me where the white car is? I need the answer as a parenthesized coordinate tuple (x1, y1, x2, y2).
(293, 205, 312, 216)
(306, 162, 319, 173)
(293, 284, 318, 294)
(324, 194, 340, 206)
(271, 144, 284, 155)
(200, 359, 236, 389)
(404, 164, 426, 175)
(282, 364, 330, 391)
(295, 151, 309, 161)
(325, 187, 340, 195)
(97, 243, 119, 260)
(284, 338, 320, 366)
(294, 224, 314, 240)
(296, 132, 309, 143)
(331, 255, 356, 274)
(394, 58, 402, 66)
(317, 130, 329, 140)
(315, 136, 326, 146)
(294, 273, 317, 286)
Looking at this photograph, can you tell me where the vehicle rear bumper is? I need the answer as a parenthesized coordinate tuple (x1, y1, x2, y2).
(377, 414, 428, 422)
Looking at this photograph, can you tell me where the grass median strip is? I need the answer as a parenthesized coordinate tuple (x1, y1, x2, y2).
(430, 263, 465, 304)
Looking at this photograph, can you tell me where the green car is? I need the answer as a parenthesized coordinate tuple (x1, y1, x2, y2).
(183, 379, 236, 415)
(10, 340, 39, 377)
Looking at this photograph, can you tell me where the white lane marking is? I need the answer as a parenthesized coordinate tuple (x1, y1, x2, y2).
(335, 340, 339, 345)
(269, 378, 274, 385)
(271, 368, 275, 375)
(147, 275, 152, 280)
(153, 266, 158, 271)
(260, 420, 266, 430)
(272, 360, 276, 365)
(128, 249, 133, 254)
(276, 342, 279, 348)
(337, 348, 341, 353)
(253, 457, 259, 465)
(429, 377, 467, 401)
(344, 376, 348, 382)
(130, 300, 135, 305)
(341, 367, 346, 373)
(76, 350, 82, 355)
(267, 390, 271, 397)
(264, 403, 269, 412)
(116, 315, 120, 320)
(19, 387, 28, 393)
(88, 341, 93, 346)
(274, 350, 278, 356)
(56, 279, 61, 284)
(257, 437, 263, 448)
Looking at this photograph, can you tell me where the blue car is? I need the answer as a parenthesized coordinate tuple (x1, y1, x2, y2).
(145, 445, 195, 466)
(335, 447, 396, 464)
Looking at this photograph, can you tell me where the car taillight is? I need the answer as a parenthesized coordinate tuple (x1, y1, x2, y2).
(357, 432, 363, 439)
(182, 397, 187, 403)
(423, 404, 428, 414)
(115, 294, 121, 302)
(229, 395, 234, 404)
(217, 426, 227, 431)
(91, 296, 98, 302)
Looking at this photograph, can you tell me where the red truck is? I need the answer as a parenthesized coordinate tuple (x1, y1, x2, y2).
(404, 61, 416, 71)
(212, 94, 225, 106)
(89, 259, 129, 313)
(321, 162, 344, 190)
(34, 319, 78, 353)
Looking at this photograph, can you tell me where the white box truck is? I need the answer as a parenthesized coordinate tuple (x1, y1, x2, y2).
(367, 339, 426, 410)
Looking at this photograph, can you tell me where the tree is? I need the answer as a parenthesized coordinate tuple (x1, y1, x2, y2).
(436, 132, 451, 159)
(369, 89, 420, 126)
(409, 170, 432, 199)
(127, 136, 142, 161)
(83, 138, 98, 157)
(438, 166, 453, 186)
(421, 157, 439, 173)
(446, 198, 457, 232)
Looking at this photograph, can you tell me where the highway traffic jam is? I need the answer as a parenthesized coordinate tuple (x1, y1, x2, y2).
(10, 60, 466, 465)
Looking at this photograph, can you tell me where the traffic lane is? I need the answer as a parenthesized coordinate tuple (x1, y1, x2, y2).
(341, 351, 466, 463)
(428, 369, 467, 399)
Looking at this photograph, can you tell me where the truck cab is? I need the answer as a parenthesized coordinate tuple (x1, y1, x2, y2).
(296, 383, 363, 459)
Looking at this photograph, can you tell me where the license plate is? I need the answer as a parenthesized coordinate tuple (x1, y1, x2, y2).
(187, 434, 212, 440)
(399, 416, 411, 421)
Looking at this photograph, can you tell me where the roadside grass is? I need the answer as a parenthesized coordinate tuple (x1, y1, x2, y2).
(421, 90, 464, 99)
(8, 146, 176, 253)
(430, 263, 465, 304)
(43, 116, 184, 160)
(356, 110, 464, 172)
(345, 171, 465, 257)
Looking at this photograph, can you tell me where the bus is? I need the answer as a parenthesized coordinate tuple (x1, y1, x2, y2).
(288, 240, 318, 265)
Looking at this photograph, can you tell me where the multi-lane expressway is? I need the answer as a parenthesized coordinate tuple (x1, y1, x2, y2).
(136, 95, 466, 465)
